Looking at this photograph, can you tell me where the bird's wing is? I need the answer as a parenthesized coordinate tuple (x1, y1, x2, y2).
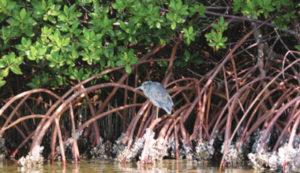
(149, 86, 173, 106)
(149, 85, 167, 99)
(147, 87, 164, 107)
(167, 95, 174, 106)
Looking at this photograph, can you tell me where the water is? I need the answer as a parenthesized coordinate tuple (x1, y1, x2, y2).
(0, 159, 255, 173)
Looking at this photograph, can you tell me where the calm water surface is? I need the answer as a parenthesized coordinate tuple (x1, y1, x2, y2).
(0, 159, 256, 173)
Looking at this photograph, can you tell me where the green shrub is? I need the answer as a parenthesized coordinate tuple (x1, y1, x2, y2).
(0, 0, 297, 91)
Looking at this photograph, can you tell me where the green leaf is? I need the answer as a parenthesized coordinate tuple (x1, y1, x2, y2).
(188, 26, 193, 33)
(27, 82, 37, 89)
(7, 52, 15, 62)
(3, 68, 9, 77)
(155, 22, 161, 29)
(38, 46, 47, 55)
(56, 75, 64, 86)
(63, 5, 68, 15)
(130, 57, 138, 64)
(0, 60, 5, 68)
(20, 8, 27, 20)
(171, 22, 176, 30)
(10, 65, 22, 74)
(21, 37, 31, 47)
(28, 46, 37, 60)
(0, 0, 7, 7)
(125, 64, 131, 73)
(211, 23, 219, 29)
(219, 17, 225, 25)
(198, 4, 206, 17)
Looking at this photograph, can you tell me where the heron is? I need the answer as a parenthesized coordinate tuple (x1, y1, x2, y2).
(136, 81, 173, 118)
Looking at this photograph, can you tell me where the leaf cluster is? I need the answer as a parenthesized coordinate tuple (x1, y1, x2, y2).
(0, 0, 206, 89)
(0, 0, 297, 91)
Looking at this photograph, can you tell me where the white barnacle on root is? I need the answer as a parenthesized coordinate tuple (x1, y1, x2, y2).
(221, 144, 243, 166)
(248, 144, 300, 172)
(154, 137, 168, 161)
(112, 133, 125, 157)
(293, 152, 300, 172)
(18, 145, 44, 168)
(268, 151, 279, 171)
(115, 133, 125, 145)
(278, 144, 297, 165)
(248, 149, 279, 170)
(90, 144, 108, 159)
(167, 137, 176, 158)
(195, 141, 214, 161)
(248, 152, 265, 170)
(116, 137, 145, 162)
(278, 144, 300, 172)
(138, 129, 169, 164)
(139, 129, 157, 164)
(181, 140, 193, 160)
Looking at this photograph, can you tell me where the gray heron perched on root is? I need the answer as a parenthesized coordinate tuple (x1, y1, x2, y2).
(136, 81, 173, 118)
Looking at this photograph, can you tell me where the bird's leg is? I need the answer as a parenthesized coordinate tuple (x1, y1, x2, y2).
(156, 107, 159, 119)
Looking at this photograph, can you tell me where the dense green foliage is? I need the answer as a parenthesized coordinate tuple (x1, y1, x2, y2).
(0, 0, 204, 89)
(233, 0, 295, 28)
(0, 0, 298, 91)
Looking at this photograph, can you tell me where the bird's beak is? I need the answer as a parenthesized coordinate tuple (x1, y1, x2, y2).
(136, 86, 142, 90)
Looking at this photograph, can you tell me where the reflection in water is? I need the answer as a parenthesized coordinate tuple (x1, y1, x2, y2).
(0, 159, 255, 173)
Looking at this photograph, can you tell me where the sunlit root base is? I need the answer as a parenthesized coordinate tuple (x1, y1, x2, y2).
(117, 137, 145, 163)
(193, 141, 213, 161)
(138, 129, 167, 164)
(18, 146, 44, 168)
(117, 129, 212, 164)
(248, 144, 300, 172)
(220, 144, 245, 167)
(115, 128, 300, 172)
